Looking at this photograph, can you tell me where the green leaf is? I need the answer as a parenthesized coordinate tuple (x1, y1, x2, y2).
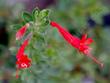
(41, 18, 50, 26)
(39, 9, 49, 19)
(32, 8, 40, 21)
(22, 12, 33, 23)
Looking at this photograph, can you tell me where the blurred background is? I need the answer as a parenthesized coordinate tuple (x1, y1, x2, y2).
(0, 0, 110, 83)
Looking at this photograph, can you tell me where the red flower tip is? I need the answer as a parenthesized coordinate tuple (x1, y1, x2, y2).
(16, 54, 31, 69)
(16, 68, 19, 79)
(50, 21, 62, 30)
(80, 34, 93, 45)
(16, 23, 30, 40)
(81, 34, 87, 42)
(50, 21, 57, 27)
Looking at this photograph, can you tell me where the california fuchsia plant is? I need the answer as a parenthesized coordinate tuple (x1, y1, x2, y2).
(14, 8, 103, 80)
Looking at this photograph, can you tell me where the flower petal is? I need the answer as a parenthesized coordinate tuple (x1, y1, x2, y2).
(85, 38, 93, 45)
(16, 54, 31, 69)
(80, 34, 87, 43)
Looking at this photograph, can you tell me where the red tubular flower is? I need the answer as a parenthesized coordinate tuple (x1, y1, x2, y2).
(16, 38, 29, 59)
(16, 23, 30, 40)
(50, 21, 103, 68)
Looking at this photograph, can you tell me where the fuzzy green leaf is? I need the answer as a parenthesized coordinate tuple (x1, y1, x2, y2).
(39, 9, 49, 19)
(22, 12, 33, 23)
(41, 18, 50, 26)
(32, 8, 40, 21)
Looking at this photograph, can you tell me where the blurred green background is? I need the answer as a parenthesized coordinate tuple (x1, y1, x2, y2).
(0, 0, 110, 83)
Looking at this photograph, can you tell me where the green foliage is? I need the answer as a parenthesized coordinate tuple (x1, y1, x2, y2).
(21, 8, 50, 27)
(32, 8, 40, 21)
(39, 10, 49, 19)
(22, 12, 33, 23)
